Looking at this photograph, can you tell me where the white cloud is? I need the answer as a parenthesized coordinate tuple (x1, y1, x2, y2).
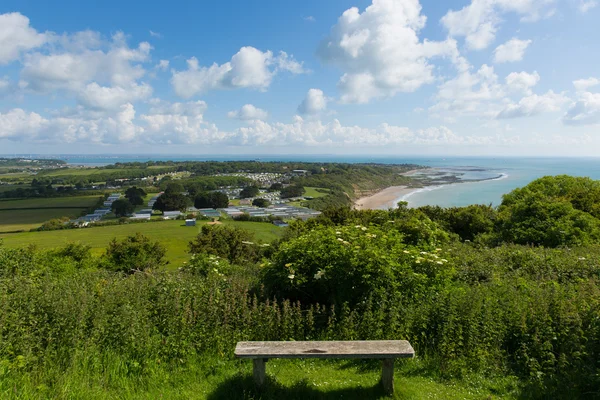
(171, 47, 305, 98)
(578, 0, 598, 12)
(442, 0, 554, 50)
(76, 82, 152, 110)
(573, 77, 600, 92)
(493, 38, 532, 63)
(318, 0, 467, 104)
(156, 60, 169, 71)
(563, 91, 600, 125)
(304, 16, 316, 22)
(298, 89, 328, 115)
(430, 64, 506, 118)
(0, 13, 48, 65)
(506, 71, 540, 94)
(227, 104, 268, 120)
(497, 90, 569, 118)
(149, 30, 162, 38)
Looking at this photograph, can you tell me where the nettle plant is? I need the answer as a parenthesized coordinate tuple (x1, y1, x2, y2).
(262, 224, 455, 306)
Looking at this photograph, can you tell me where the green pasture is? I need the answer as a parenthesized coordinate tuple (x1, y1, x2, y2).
(0, 196, 100, 210)
(304, 187, 330, 198)
(0, 220, 282, 266)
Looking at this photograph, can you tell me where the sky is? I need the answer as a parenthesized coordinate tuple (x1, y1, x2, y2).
(0, 0, 599, 156)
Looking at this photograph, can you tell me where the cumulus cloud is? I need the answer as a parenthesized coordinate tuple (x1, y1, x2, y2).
(171, 47, 305, 98)
(0, 13, 48, 65)
(563, 91, 600, 125)
(442, 0, 554, 50)
(76, 82, 152, 110)
(430, 64, 506, 119)
(156, 59, 169, 71)
(227, 104, 268, 120)
(573, 77, 600, 92)
(298, 88, 328, 115)
(578, 0, 598, 12)
(493, 38, 532, 63)
(506, 71, 540, 94)
(497, 90, 569, 118)
(318, 0, 467, 104)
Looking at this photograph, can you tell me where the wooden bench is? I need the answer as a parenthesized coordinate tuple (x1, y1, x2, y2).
(235, 340, 415, 395)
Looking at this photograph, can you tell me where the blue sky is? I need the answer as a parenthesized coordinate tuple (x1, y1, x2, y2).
(0, 0, 599, 155)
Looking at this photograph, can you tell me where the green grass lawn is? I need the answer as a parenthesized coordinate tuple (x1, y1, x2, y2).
(304, 187, 330, 198)
(0, 357, 519, 399)
(0, 220, 283, 266)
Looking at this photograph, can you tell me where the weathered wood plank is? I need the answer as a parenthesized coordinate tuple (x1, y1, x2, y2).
(235, 340, 414, 359)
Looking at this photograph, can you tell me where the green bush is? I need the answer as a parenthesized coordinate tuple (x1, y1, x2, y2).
(101, 233, 167, 274)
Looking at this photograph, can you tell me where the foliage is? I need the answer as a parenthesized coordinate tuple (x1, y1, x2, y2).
(252, 198, 270, 207)
(125, 186, 147, 206)
(195, 191, 229, 209)
(280, 185, 305, 199)
(152, 192, 190, 213)
(240, 186, 260, 199)
(111, 198, 135, 217)
(102, 233, 167, 273)
(418, 204, 496, 241)
(188, 224, 262, 264)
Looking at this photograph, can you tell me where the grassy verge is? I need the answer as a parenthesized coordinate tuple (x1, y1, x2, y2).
(0, 220, 282, 266)
(0, 356, 519, 400)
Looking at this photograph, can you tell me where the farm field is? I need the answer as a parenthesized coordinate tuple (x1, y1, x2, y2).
(0, 196, 101, 233)
(0, 219, 283, 266)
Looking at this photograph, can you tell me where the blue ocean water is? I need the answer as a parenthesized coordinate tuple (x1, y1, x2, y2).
(6, 154, 600, 208)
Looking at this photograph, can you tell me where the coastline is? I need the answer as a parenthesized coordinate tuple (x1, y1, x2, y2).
(354, 186, 419, 210)
(354, 172, 510, 210)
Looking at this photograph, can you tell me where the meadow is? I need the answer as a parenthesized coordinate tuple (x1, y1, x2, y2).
(0, 196, 101, 233)
(0, 219, 283, 266)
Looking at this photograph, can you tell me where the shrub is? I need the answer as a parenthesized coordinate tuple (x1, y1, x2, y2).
(102, 233, 167, 273)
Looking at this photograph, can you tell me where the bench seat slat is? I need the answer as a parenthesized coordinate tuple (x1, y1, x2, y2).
(235, 340, 414, 359)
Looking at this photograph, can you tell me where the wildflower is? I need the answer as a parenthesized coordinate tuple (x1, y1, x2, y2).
(335, 231, 342, 235)
(578, 257, 586, 261)
(314, 270, 325, 280)
(242, 241, 255, 245)
(403, 250, 410, 254)
(435, 248, 442, 252)
(361, 226, 368, 231)
(337, 238, 344, 242)
(355, 225, 362, 229)
(285, 263, 293, 268)
(436, 261, 443, 265)
(420, 251, 428, 255)
(441, 259, 448, 263)
(288, 274, 295, 280)
(415, 260, 421, 264)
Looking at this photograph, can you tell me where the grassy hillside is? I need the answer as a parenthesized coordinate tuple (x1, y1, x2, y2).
(0, 220, 282, 266)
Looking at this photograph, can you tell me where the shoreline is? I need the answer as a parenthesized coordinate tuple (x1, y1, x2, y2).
(354, 173, 509, 210)
(354, 186, 419, 210)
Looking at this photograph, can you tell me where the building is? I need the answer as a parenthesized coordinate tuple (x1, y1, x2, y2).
(130, 214, 151, 220)
(185, 219, 196, 227)
(163, 211, 182, 219)
(273, 220, 289, 228)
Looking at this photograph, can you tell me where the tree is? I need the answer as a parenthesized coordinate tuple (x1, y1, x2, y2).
(269, 183, 283, 191)
(252, 198, 270, 207)
(125, 186, 146, 206)
(189, 225, 259, 264)
(280, 185, 305, 199)
(195, 191, 229, 209)
(103, 233, 167, 273)
(111, 199, 135, 217)
(240, 186, 260, 199)
(164, 181, 184, 194)
(152, 192, 190, 213)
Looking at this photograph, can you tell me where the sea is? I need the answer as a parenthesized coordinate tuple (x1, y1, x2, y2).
(11, 154, 600, 208)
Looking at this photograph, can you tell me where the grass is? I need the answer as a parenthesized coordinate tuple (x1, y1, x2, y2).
(0, 356, 519, 399)
(0, 220, 283, 266)
(0, 196, 101, 210)
(0, 196, 102, 233)
(304, 187, 330, 198)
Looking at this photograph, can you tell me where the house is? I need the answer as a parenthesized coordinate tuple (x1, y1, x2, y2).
(185, 219, 196, 227)
(163, 211, 182, 218)
(273, 220, 289, 228)
(130, 214, 151, 220)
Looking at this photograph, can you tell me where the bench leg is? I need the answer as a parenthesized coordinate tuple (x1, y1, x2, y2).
(381, 359, 394, 395)
(253, 358, 267, 387)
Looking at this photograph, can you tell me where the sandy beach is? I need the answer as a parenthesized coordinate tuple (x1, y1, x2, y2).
(354, 186, 418, 210)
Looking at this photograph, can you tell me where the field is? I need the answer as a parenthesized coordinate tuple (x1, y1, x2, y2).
(0, 220, 283, 266)
(304, 187, 329, 198)
(0, 196, 101, 233)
